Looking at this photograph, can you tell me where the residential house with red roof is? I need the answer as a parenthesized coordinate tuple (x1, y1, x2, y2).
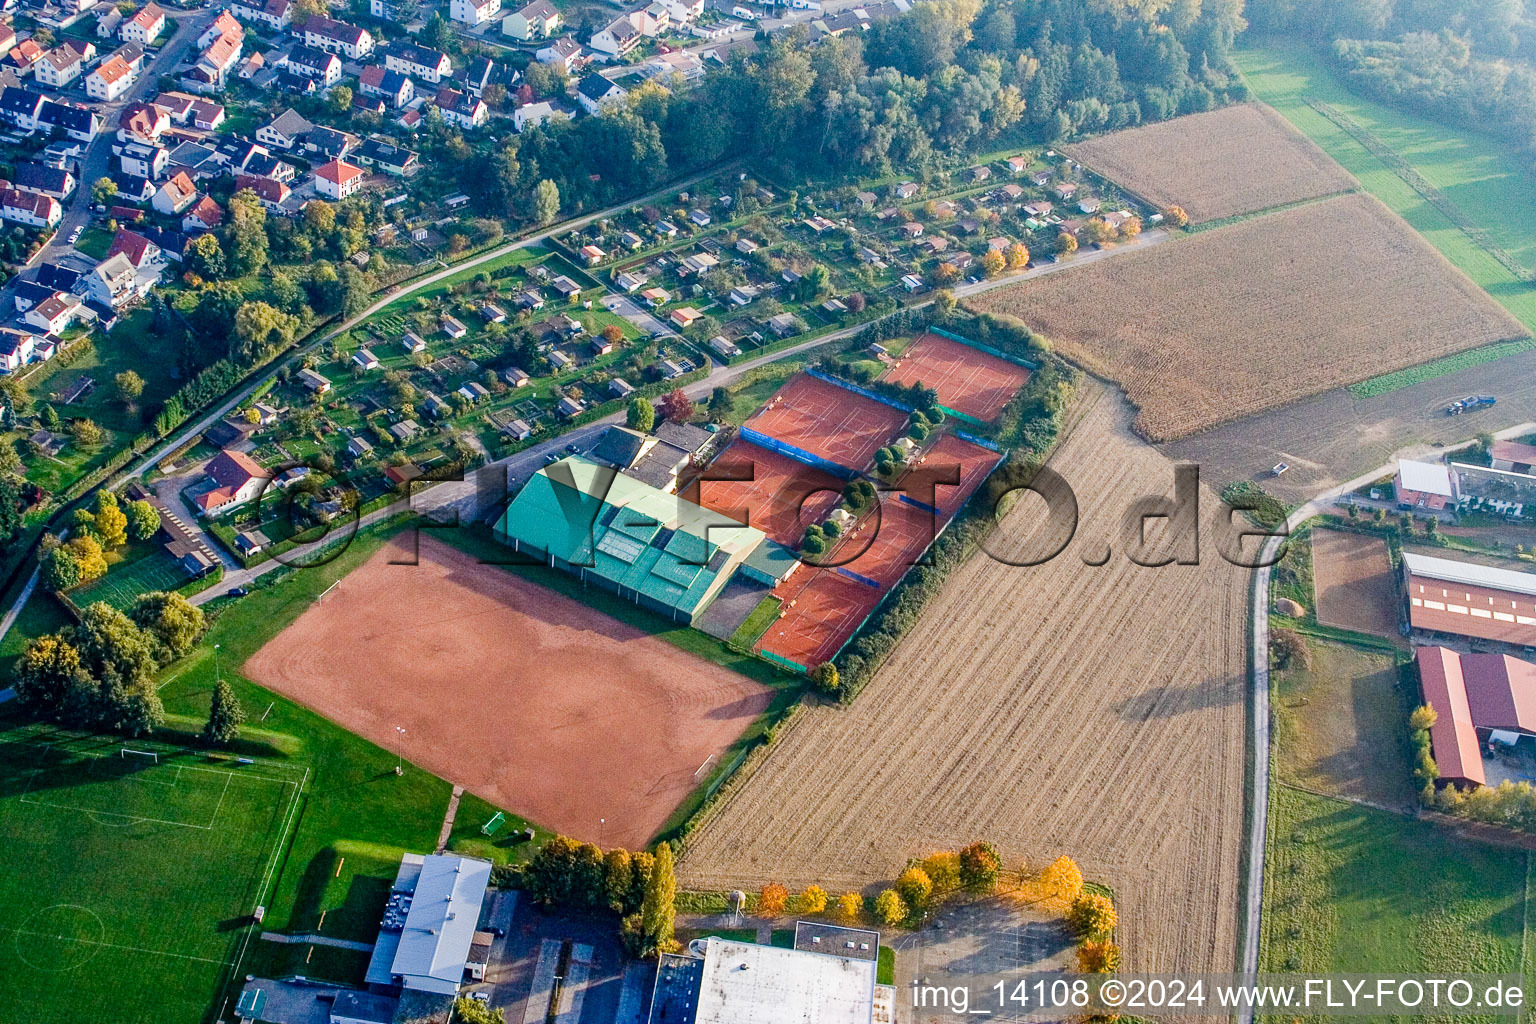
(152, 171, 198, 215)
(314, 158, 364, 200)
(194, 449, 273, 516)
(182, 194, 223, 233)
(121, 2, 167, 45)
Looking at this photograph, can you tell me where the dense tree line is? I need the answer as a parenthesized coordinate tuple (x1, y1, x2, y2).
(13, 591, 206, 736)
(520, 836, 677, 956)
(1248, 0, 1536, 153)
(428, 0, 1244, 225)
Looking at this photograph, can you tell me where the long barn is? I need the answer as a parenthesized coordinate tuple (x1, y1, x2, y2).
(1403, 551, 1536, 647)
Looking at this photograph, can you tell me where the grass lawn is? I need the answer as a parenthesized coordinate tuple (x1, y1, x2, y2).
(1271, 637, 1417, 811)
(0, 587, 71, 678)
(0, 732, 305, 1024)
(727, 595, 781, 649)
(444, 791, 551, 867)
(73, 227, 113, 261)
(877, 944, 895, 985)
(1236, 42, 1536, 333)
(69, 545, 196, 612)
(1262, 786, 1530, 1020)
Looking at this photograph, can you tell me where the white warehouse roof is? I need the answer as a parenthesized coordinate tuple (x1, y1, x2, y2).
(692, 936, 876, 1024)
(1403, 551, 1536, 599)
(364, 853, 492, 995)
(1397, 458, 1454, 497)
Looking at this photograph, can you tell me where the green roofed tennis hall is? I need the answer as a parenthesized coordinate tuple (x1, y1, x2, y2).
(495, 456, 795, 625)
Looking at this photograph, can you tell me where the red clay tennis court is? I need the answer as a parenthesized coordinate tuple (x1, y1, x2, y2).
(883, 333, 1032, 422)
(919, 434, 1004, 518)
(744, 374, 909, 473)
(757, 496, 948, 666)
(680, 440, 845, 548)
(755, 440, 1004, 668)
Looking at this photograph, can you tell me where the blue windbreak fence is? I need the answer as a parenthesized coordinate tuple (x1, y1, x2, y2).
(897, 493, 941, 516)
(739, 425, 856, 479)
(805, 367, 915, 413)
(836, 567, 881, 588)
(956, 430, 1004, 452)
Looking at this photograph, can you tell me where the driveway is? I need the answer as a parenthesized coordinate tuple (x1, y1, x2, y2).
(601, 293, 674, 339)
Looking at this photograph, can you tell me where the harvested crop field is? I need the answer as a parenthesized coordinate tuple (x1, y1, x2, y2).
(681, 388, 1249, 976)
(1311, 528, 1399, 637)
(244, 535, 773, 849)
(1064, 103, 1357, 224)
(968, 193, 1529, 441)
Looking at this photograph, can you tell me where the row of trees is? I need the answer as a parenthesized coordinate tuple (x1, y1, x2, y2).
(521, 836, 678, 957)
(41, 490, 159, 591)
(13, 591, 205, 736)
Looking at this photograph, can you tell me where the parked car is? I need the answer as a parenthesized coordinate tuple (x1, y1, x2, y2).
(229, 586, 250, 597)
(67, 226, 82, 245)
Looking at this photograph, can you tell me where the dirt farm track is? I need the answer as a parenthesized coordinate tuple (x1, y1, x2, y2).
(244, 535, 773, 849)
(680, 387, 1249, 976)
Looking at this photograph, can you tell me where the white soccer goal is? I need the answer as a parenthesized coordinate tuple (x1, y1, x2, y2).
(316, 581, 340, 604)
(120, 748, 159, 763)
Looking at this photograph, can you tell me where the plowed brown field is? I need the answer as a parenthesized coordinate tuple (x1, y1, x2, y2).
(680, 388, 1249, 976)
(1064, 102, 1357, 223)
(968, 193, 1528, 441)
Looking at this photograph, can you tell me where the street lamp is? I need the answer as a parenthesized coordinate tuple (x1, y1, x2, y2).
(213, 643, 221, 685)
(394, 726, 406, 775)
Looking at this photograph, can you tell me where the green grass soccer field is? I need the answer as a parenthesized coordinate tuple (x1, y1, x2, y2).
(0, 740, 304, 1024)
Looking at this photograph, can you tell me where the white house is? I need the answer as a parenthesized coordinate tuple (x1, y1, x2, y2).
(502, 0, 560, 39)
(298, 15, 373, 60)
(450, 0, 501, 25)
(0, 188, 60, 228)
(314, 158, 364, 200)
(24, 292, 80, 335)
(589, 16, 640, 57)
(85, 54, 135, 101)
(576, 74, 624, 114)
(513, 100, 557, 132)
(384, 42, 451, 83)
(120, 2, 166, 45)
(34, 47, 84, 88)
(151, 171, 198, 215)
(535, 36, 582, 69)
(231, 0, 291, 29)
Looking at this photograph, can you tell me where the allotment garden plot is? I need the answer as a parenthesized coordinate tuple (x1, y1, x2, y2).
(969, 193, 1528, 440)
(243, 535, 772, 850)
(1064, 102, 1358, 224)
(681, 389, 1248, 978)
(0, 741, 303, 1024)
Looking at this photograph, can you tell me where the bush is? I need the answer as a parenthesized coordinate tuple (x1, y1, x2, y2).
(874, 888, 907, 926)
(895, 867, 932, 909)
(1269, 628, 1310, 671)
(1067, 892, 1117, 939)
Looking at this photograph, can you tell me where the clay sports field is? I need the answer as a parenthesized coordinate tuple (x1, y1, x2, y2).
(881, 332, 1032, 423)
(680, 440, 845, 548)
(682, 387, 1248, 977)
(244, 535, 772, 849)
(744, 374, 908, 474)
(757, 436, 1000, 668)
(1064, 103, 1357, 224)
(969, 193, 1527, 440)
(1311, 528, 1400, 637)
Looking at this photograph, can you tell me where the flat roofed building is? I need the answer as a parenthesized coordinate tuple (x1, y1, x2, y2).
(495, 455, 766, 625)
(1404, 551, 1536, 647)
(364, 853, 493, 995)
(651, 928, 887, 1024)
